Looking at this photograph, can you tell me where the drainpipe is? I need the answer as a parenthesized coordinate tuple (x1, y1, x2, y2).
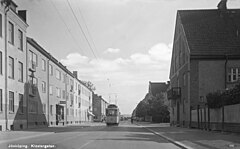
(4, 2, 10, 131)
(224, 55, 228, 89)
(222, 55, 228, 131)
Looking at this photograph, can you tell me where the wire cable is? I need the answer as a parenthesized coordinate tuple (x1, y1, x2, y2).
(49, 0, 87, 56)
(66, 0, 99, 60)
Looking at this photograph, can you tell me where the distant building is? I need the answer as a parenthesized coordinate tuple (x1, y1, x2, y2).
(168, 8, 240, 127)
(148, 81, 169, 106)
(93, 94, 108, 122)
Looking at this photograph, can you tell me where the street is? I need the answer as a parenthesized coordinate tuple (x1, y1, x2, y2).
(0, 121, 180, 149)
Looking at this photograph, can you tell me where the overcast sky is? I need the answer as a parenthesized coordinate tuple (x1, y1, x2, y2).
(17, 0, 240, 114)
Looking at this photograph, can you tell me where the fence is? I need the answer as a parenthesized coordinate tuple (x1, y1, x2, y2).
(190, 103, 240, 133)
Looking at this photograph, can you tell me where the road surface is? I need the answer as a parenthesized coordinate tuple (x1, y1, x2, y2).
(1, 121, 181, 149)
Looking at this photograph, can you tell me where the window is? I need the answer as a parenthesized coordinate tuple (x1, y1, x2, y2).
(56, 69, 61, 80)
(18, 62, 23, 82)
(0, 14, 2, 37)
(70, 79, 73, 91)
(49, 85, 53, 95)
(9, 91, 14, 112)
(49, 64, 53, 75)
(9, 57, 14, 79)
(29, 100, 37, 113)
(19, 94, 23, 114)
(50, 105, 53, 115)
(0, 89, 2, 111)
(8, 21, 14, 44)
(70, 94, 73, 106)
(66, 92, 69, 100)
(18, 29, 23, 50)
(42, 59, 46, 71)
(228, 68, 240, 82)
(42, 81, 46, 93)
(62, 90, 66, 99)
(56, 88, 61, 98)
(43, 103, 46, 114)
(0, 51, 2, 74)
(32, 77, 38, 86)
(29, 50, 37, 68)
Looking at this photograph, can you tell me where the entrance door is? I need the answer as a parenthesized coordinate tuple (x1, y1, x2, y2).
(56, 104, 64, 125)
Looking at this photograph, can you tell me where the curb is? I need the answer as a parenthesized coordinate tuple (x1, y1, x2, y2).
(136, 123, 193, 149)
(0, 132, 53, 144)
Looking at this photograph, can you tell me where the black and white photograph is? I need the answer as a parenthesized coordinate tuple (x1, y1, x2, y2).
(0, 0, 240, 148)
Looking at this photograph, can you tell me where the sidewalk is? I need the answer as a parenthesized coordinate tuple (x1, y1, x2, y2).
(0, 131, 53, 144)
(0, 122, 103, 144)
(137, 122, 240, 149)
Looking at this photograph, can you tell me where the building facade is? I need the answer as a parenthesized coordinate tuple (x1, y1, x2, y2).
(168, 8, 240, 127)
(0, 0, 96, 131)
(93, 94, 108, 122)
(148, 81, 169, 106)
(0, 1, 28, 131)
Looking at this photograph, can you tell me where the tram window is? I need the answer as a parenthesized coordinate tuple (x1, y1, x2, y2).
(107, 109, 117, 116)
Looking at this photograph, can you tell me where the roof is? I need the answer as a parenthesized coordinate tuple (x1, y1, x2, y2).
(27, 37, 75, 78)
(178, 9, 240, 57)
(149, 82, 168, 97)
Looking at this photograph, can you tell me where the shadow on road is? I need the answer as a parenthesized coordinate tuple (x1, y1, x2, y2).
(14, 124, 149, 133)
(95, 132, 170, 144)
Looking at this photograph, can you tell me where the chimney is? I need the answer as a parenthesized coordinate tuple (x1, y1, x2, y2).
(18, 10, 27, 22)
(73, 71, 78, 79)
(217, 0, 227, 10)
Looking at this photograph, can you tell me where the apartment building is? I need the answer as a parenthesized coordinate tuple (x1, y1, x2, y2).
(168, 7, 240, 127)
(0, 1, 28, 131)
(27, 38, 94, 127)
(93, 94, 108, 122)
(0, 0, 95, 131)
(80, 81, 94, 122)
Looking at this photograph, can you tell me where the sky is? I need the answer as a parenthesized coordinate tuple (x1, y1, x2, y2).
(17, 0, 240, 114)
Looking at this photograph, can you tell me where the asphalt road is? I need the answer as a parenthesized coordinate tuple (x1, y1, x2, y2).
(2, 121, 181, 149)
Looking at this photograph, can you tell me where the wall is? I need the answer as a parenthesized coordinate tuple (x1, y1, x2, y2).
(4, 8, 28, 131)
(190, 104, 240, 133)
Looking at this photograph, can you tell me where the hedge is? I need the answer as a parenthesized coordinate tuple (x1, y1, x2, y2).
(206, 83, 240, 108)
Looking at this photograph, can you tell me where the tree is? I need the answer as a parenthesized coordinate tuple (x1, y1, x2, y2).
(82, 81, 96, 91)
(135, 100, 149, 118)
(134, 93, 170, 123)
(148, 93, 170, 123)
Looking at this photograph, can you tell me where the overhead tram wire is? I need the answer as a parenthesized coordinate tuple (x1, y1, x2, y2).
(66, 0, 111, 86)
(76, 3, 100, 59)
(66, 0, 99, 61)
(50, 0, 109, 89)
(49, 0, 86, 56)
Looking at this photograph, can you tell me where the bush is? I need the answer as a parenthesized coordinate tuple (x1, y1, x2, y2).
(207, 83, 240, 108)
(206, 91, 223, 108)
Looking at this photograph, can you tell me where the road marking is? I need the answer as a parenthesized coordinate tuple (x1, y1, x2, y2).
(78, 140, 94, 149)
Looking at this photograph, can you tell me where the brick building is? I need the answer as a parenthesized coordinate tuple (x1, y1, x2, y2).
(93, 94, 108, 122)
(168, 8, 240, 127)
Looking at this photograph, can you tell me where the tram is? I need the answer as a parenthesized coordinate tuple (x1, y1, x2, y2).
(106, 104, 120, 126)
